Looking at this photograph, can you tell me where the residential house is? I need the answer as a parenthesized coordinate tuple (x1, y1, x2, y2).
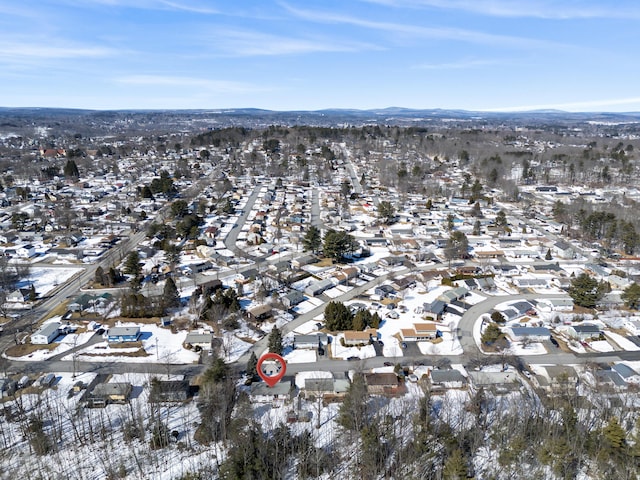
(333, 266, 358, 285)
(437, 286, 469, 303)
(249, 379, 295, 405)
(293, 334, 328, 350)
(423, 300, 446, 321)
(149, 379, 192, 403)
(429, 369, 467, 391)
(509, 327, 551, 342)
(107, 326, 141, 343)
(305, 278, 335, 297)
(343, 329, 377, 346)
(88, 382, 133, 407)
(246, 304, 273, 322)
(16, 244, 36, 258)
(282, 290, 305, 309)
(391, 275, 416, 291)
(363, 372, 402, 395)
(0, 378, 17, 397)
(537, 297, 574, 312)
(542, 366, 579, 392)
(291, 254, 318, 269)
(513, 277, 550, 289)
(184, 332, 213, 351)
(379, 255, 405, 267)
(68, 293, 113, 313)
(6, 288, 33, 303)
(595, 369, 627, 392)
(624, 320, 640, 336)
(31, 322, 61, 345)
(467, 371, 522, 393)
(553, 240, 575, 259)
(374, 284, 396, 299)
(302, 377, 350, 400)
(612, 363, 638, 380)
(0, 231, 19, 244)
(200, 279, 223, 293)
(400, 323, 439, 342)
(567, 324, 601, 341)
(237, 268, 259, 283)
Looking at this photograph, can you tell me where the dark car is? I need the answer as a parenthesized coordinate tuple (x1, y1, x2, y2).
(550, 337, 559, 348)
(383, 361, 393, 367)
(347, 356, 359, 361)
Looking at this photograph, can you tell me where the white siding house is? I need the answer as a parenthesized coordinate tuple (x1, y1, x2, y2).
(31, 322, 61, 345)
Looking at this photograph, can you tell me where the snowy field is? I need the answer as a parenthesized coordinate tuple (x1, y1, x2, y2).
(68, 324, 201, 364)
(23, 266, 83, 297)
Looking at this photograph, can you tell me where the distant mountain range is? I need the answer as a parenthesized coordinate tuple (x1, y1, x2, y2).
(2, 106, 640, 132)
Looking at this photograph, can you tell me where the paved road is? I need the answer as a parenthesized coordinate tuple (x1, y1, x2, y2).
(223, 183, 264, 259)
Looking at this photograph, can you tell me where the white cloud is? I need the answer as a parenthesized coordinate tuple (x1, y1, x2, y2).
(59, 0, 218, 14)
(413, 58, 504, 70)
(0, 41, 115, 59)
(115, 75, 269, 94)
(211, 29, 381, 56)
(281, 3, 564, 49)
(360, 0, 640, 20)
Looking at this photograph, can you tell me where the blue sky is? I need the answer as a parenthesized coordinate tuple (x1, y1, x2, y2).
(2, 0, 640, 111)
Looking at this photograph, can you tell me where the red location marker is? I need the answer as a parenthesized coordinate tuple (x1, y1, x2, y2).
(256, 352, 287, 387)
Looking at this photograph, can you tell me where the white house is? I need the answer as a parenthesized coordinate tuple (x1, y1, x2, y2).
(623, 319, 640, 336)
(16, 244, 36, 258)
(31, 322, 61, 345)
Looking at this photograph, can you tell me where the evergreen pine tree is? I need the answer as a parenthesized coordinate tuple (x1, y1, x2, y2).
(268, 326, 283, 354)
(162, 277, 180, 309)
(246, 351, 258, 380)
(443, 448, 468, 480)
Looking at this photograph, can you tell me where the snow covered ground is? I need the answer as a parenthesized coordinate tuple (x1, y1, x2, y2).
(67, 324, 201, 364)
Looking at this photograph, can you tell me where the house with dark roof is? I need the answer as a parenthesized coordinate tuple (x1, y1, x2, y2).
(567, 324, 601, 340)
(282, 290, 305, 309)
(429, 369, 467, 391)
(363, 372, 401, 395)
(87, 382, 132, 407)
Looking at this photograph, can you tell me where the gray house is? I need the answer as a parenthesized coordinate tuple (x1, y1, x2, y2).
(305, 278, 334, 297)
(31, 322, 61, 345)
(282, 290, 305, 309)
